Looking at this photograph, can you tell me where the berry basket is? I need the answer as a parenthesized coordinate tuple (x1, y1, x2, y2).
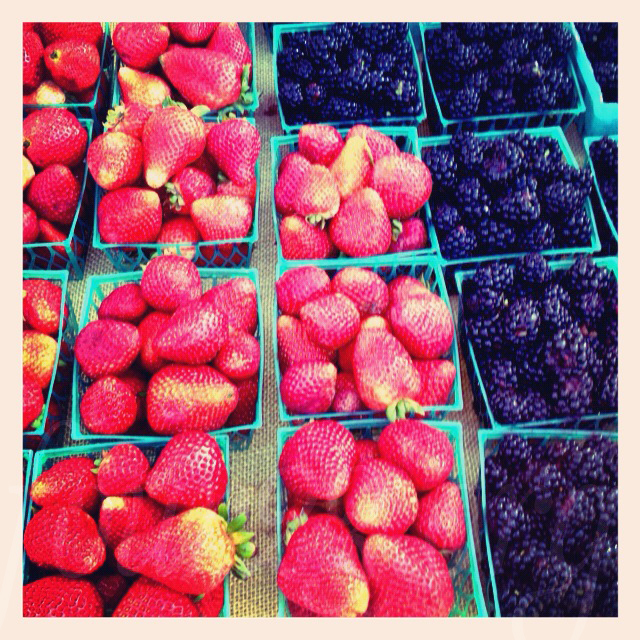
(274, 255, 463, 424)
(23, 118, 94, 280)
(477, 428, 618, 617)
(454, 256, 618, 431)
(273, 22, 427, 132)
(23, 449, 33, 527)
(276, 419, 487, 617)
(24, 437, 231, 616)
(71, 267, 264, 450)
(92, 115, 260, 271)
(271, 126, 436, 266)
(569, 23, 618, 137)
(23, 270, 79, 441)
(419, 22, 585, 135)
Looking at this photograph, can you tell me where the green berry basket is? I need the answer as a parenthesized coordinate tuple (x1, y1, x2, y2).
(23, 449, 33, 527)
(274, 254, 463, 424)
(477, 428, 618, 617)
(276, 419, 487, 617)
(454, 256, 618, 432)
(270, 126, 437, 266)
(24, 437, 231, 616)
(71, 267, 264, 451)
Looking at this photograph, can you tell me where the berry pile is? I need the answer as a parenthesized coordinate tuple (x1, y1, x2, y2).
(424, 22, 577, 120)
(575, 23, 618, 103)
(23, 437, 254, 616)
(276, 23, 423, 126)
(484, 433, 617, 616)
(462, 254, 618, 424)
(276, 265, 456, 420)
(423, 131, 594, 260)
(589, 136, 618, 232)
(75, 255, 260, 437)
(278, 418, 467, 616)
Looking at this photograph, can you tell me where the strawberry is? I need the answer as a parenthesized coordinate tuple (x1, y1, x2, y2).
(166, 166, 215, 215)
(216, 176, 256, 205)
(201, 277, 257, 334)
(300, 293, 360, 350)
(389, 216, 429, 253)
(279, 215, 336, 261)
(362, 533, 454, 616)
(38, 22, 103, 47)
(345, 125, 401, 163)
(195, 584, 225, 617)
(36, 219, 72, 256)
(93, 574, 129, 610)
(27, 164, 80, 225)
(113, 577, 199, 617)
(206, 22, 252, 71)
(30, 457, 99, 511)
(276, 266, 331, 317)
(23, 30, 44, 92)
(104, 102, 155, 140)
(206, 118, 260, 186)
(138, 311, 171, 373)
(292, 164, 340, 223)
(280, 361, 337, 416)
(87, 132, 143, 190)
(371, 153, 433, 220)
(191, 195, 253, 241)
(80, 376, 138, 435)
(145, 431, 228, 510)
(298, 124, 344, 166)
(414, 481, 466, 551)
(329, 188, 392, 257)
(22, 203, 39, 242)
(99, 495, 165, 549)
(112, 22, 170, 70)
(214, 331, 260, 381)
(277, 315, 334, 372)
(377, 419, 454, 491)
(147, 364, 238, 434)
(277, 514, 369, 617)
(142, 106, 206, 189)
(274, 152, 311, 215)
(24, 504, 106, 574)
(23, 80, 66, 106)
(387, 275, 431, 305)
(23, 374, 44, 429)
(159, 45, 244, 110)
(414, 359, 456, 406)
(281, 504, 314, 544)
(97, 187, 162, 243)
(354, 439, 379, 465)
(330, 134, 373, 199)
(154, 298, 229, 364)
(22, 330, 57, 388)
(75, 319, 141, 379)
(23, 577, 103, 617)
(158, 217, 201, 259)
(23, 108, 87, 168)
(23, 155, 35, 190)
(331, 267, 389, 317)
(338, 338, 356, 373)
(23, 278, 62, 335)
(279, 419, 355, 501)
(331, 372, 364, 413)
(97, 283, 148, 323)
(140, 254, 202, 312)
(44, 40, 100, 93)
(170, 22, 219, 45)
(225, 374, 259, 427)
(96, 443, 150, 495)
(117, 66, 171, 109)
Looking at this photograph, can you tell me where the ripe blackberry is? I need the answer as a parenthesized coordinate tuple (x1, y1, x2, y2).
(507, 535, 548, 577)
(282, 31, 310, 52)
(551, 371, 594, 417)
(519, 220, 556, 251)
(546, 23, 574, 57)
(499, 433, 534, 470)
(440, 225, 477, 259)
(485, 23, 518, 44)
(464, 69, 490, 93)
(344, 47, 372, 70)
(381, 78, 420, 114)
(465, 287, 507, 317)
(485, 455, 510, 493)
(490, 59, 522, 90)
(476, 219, 516, 252)
(554, 487, 597, 537)
(586, 486, 618, 532)
(487, 494, 529, 542)
(542, 180, 587, 216)
(303, 82, 327, 112)
(472, 261, 514, 291)
(597, 370, 618, 412)
(373, 51, 395, 73)
(590, 136, 618, 170)
(540, 284, 572, 328)
(561, 570, 598, 616)
(431, 202, 460, 232)
(357, 22, 401, 51)
(448, 42, 480, 71)
(564, 255, 608, 295)
(521, 389, 550, 422)
(572, 291, 606, 329)
(544, 324, 590, 375)
(515, 253, 553, 289)
(595, 581, 617, 616)
(441, 86, 481, 118)
(531, 555, 573, 604)
(519, 22, 546, 45)
(504, 298, 541, 346)
(517, 345, 547, 386)
(422, 146, 458, 192)
(482, 358, 519, 391)
(556, 208, 592, 246)
(543, 67, 574, 107)
(491, 387, 528, 424)
(482, 87, 517, 115)
(498, 582, 544, 617)
(455, 176, 490, 213)
(279, 78, 304, 122)
(465, 312, 503, 352)
(498, 37, 530, 63)
(523, 83, 559, 110)
(320, 96, 360, 121)
(529, 137, 565, 182)
(533, 43, 555, 67)
(306, 33, 333, 68)
(481, 139, 524, 187)
(457, 22, 487, 41)
(338, 64, 371, 98)
(592, 533, 618, 581)
(593, 62, 618, 102)
(600, 178, 618, 227)
(495, 188, 541, 225)
(327, 23, 353, 52)
(526, 462, 567, 506)
(278, 49, 314, 81)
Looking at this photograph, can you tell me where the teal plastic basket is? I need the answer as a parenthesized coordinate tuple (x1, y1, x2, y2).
(569, 23, 618, 137)
(23, 270, 78, 441)
(23, 118, 94, 279)
(23, 449, 33, 527)
(273, 23, 427, 132)
(274, 255, 463, 424)
(418, 126, 602, 275)
(276, 419, 487, 617)
(420, 22, 586, 135)
(271, 126, 436, 266)
(71, 268, 264, 449)
(477, 428, 618, 617)
(25, 437, 231, 616)
(454, 256, 618, 431)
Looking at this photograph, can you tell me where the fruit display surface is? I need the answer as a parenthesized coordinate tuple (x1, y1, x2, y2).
(584, 135, 618, 246)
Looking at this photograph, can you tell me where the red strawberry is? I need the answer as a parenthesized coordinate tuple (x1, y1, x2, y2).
(281, 504, 314, 544)
(23, 577, 103, 617)
(36, 219, 72, 256)
(105, 102, 155, 140)
(23, 30, 44, 92)
(80, 375, 138, 435)
(206, 22, 252, 72)
(170, 22, 218, 45)
(300, 293, 360, 350)
(145, 431, 228, 510)
(279, 215, 336, 261)
(99, 495, 165, 549)
(158, 216, 201, 259)
(371, 153, 433, 220)
(30, 457, 99, 511)
(280, 361, 337, 415)
(138, 311, 171, 373)
(140, 254, 202, 312)
(97, 283, 148, 323)
(24, 504, 106, 574)
(22, 330, 57, 388)
(93, 574, 129, 610)
(27, 164, 80, 225)
(388, 275, 431, 305)
(298, 124, 344, 166)
(354, 439, 379, 465)
(88, 132, 143, 190)
(143, 106, 206, 189)
(201, 277, 257, 334)
(38, 22, 103, 47)
(275, 152, 311, 215)
(414, 359, 456, 406)
(414, 481, 466, 551)
(389, 216, 429, 253)
(292, 164, 340, 223)
(166, 166, 215, 215)
(44, 40, 100, 93)
(287, 600, 320, 617)
(330, 134, 373, 199)
(75, 319, 141, 378)
(23, 203, 39, 243)
(377, 419, 454, 491)
(276, 266, 331, 317)
(113, 577, 199, 617)
(195, 584, 225, 617)
(331, 267, 389, 317)
(331, 372, 364, 413)
(23, 80, 66, 106)
(117, 66, 171, 109)
(214, 331, 260, 381)
(216, 176, 256, 206)
(96, 443, 150, 495)
(338, 339, 356, 373)
(191, 195, 253, 240)
(23, 108, 87, 168)
(277, 315, 334, 372)
(329, 188, 392, 257)
(147, 364, 238, 434)
(23, 278, 62, 335)
(98, 187, 162, 243)
(277, 514, 369, 617)
(345, 125, 401, 163)
(113, 22, 170, 70)
(279, 419, 355, 501)
(345, 458, 418, 534)
(206, 118, 260, 186)
(118, 369, 146, 425)
(225, 374, 259, 427)
(362, 533, 454, 616)
(23, 374, 44, 429)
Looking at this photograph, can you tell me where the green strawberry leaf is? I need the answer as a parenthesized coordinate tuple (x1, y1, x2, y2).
(218, 503, 229, 521)
(190, 105, 211, 118)
(227, 513, 247, 533)
(236, 541, 256, 559)
(30, 404, 47, 431)
(193, 594, 205, 602)
(391, 219, 403, 242)
(232, 555, 251, 580)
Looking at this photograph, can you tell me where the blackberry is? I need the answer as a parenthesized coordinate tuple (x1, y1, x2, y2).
(586, 486, 618, 532)
(465, 312, 503, 352)
(546, 23, 574, 57)
(523, 83, 559, 110)
(373, 51, 395, 73)
(307, 33, 334, 68)
(441, 86, 480, 118)
(572, 291, 605, 328)
(327, 23, 353, 52)
(491, 387, 528, 424)
(517, 345, 547, 386)
(495, 188, 541, 225)
(448, 43, 480, 71)
(465, 287, 507, 317)
(455, 176, 490, 215)
(320, 96, 360, 121)
(470, 41, 493, 66)
(529, 137, 565, 182)
(601, 315, 618, 348)
(542, 180, 587, 216)
(526, 462, 567, 505)
(482, 87, 517, 114)
(593, 62, 618, 102)
(476, 219, 516, 252)
(499, 433, 534, 470)
(564, 255, 608, 295)
(357, 22, 401, 51)
(540, 283, 572, 328)
(592, 533, 618, 581)
(519, 220, 556, 251)
(498, 582, 544, 617)
(600, 178, 618, 226)
(431, 202, 460, 232)
(338, 64, 371, 98)
(440, 225, 477, 259)
(344, 47, 372, 70)
(518, 22, 546, 45)
(558, 164, 592, 192)
(597, 30, 618, 61)
(282, 31, 310, 52)
(590, 136, 618, 170)
(507, 535, 548, 577)
(586, 435, 618, 483)
(543, 282, 571, 309)
(490, 59, 521, 90)
(485, 455, 509, 493)
(515, 253, 553, 291)
(550, 371, 594, 417)
(481, 139, 524, 187)
(422, 147, 458, 192)
(471, 261, 514, 291)
(556, 208, 592, 246)
(543, 67, 574, 107)
(532, 43, 555, 67)
(595, 582, 618, 617)
(278, 49, 314, 81)
(531, 555, 573, 604)
(303, 82, 327, 112)
(464, 69, 490, 93)
(561, 569, 598, 616)
(482, 358, 519, 391)
(381, 78, 420, 114)
(554, 487, 597, 536)
(278, 78, 304, 121)
(487, 494, 529, 542)
(504, 298, 540, 346)
(597, 370, 618, 412)
(498, 37, 530, 63)
(520, 389, 550, 422)
(458, 22, 487, 41)
(545, 324, 590, 375)
(485, 23, 518, 44)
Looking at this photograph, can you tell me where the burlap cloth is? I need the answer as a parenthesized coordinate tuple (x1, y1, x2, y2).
(60, 24, 588, 617)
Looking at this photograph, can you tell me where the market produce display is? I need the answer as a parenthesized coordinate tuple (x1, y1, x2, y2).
(588, 136, 618, 232)
(574, 23, 618, 103)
